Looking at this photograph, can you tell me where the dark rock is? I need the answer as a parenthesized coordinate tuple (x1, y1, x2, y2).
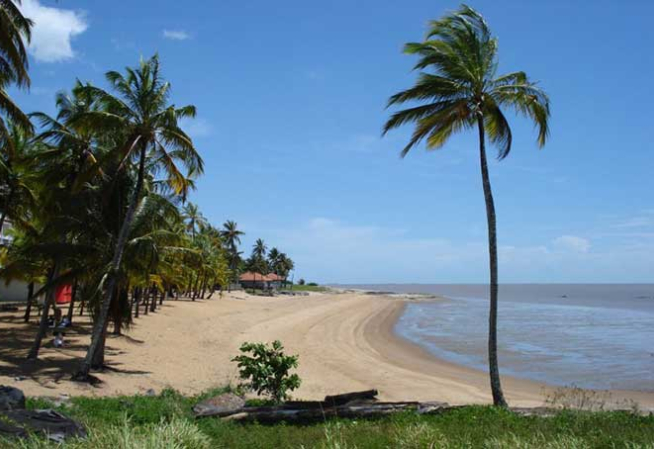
(145, 388, 156, 397)
(193, 392, 245, 417)
(0, 386, 25, 411)
(1, 409, 86, 443)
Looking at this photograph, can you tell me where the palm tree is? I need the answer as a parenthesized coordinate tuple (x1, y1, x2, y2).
(267, 247, 280, 273)
(0, 121, 37, 232)
(0, 0, 33, 136)
(222, 220, 244, 252)
(72, 55, 204, 380)
(383, 5, 550, 407)
(252, 238, 267, 259)
(183, 202, 206, 240)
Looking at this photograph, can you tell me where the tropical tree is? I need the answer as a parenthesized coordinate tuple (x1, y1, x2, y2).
(0, 121, 37, 231)
(183, 202, 206, 240)
(383, 5, 550, 406)
(252, 238, 267, 259)
(267, 247, 280, 273)
(222, 220, 244, 284)
(0, 0, 33, 136)
(71, 55, 204, 380)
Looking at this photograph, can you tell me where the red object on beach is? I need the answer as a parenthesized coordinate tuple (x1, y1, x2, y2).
(55, 284, 73, 305)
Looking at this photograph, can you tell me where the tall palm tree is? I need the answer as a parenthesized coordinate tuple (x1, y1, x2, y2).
(222, 220, 244, 251)
(383, 5, 550, 407)
(0, 0, 33, 136)
(252, 238, 267, 259)
(183, 202, 206, 240)
(267, 247, 280, 273)
(72, 55, 204, 380)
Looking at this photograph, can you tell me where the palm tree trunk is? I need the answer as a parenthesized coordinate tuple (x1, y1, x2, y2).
(477, 115, 507, 407)
(74, 144, 147, 380)
(149, 286, 157, 312)
(66, 280, 78, 323)
(27, 262, 60, 359)
(23, 282, 34, 323)
(0, 187, 15, 236)
(133, 287, 140, 318)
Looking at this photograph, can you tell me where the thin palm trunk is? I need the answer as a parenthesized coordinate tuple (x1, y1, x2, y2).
(477, 116, 507, 407)
(149, 286, 157, 312)
(75, 144, 146, 380)
(133, 287, 140, 318)
(23, 281, 34, 323)
(66, 280, 78, 323)
(0, 187, 14, 234)
(27, 262, 60, 359)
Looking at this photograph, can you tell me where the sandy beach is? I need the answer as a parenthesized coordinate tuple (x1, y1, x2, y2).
(1, 290, 652, 408)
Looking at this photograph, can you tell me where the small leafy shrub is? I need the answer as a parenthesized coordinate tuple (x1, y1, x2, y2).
(307, 282, 318, 287)
(232, 340, 301, 403)
(298, 279, 306, 285)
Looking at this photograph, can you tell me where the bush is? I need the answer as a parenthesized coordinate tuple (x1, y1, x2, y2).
(297, 279, 306, 285)
(232, 340, 301, 403)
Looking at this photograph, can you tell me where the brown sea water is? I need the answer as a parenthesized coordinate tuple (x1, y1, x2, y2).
(335, 284, 654, 391)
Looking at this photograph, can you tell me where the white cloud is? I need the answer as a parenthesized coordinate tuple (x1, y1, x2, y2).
(19, 0, 87, 62)
(163, 29, 190, 41)
(552, 235, 591, 253)
(181, 118, 213, 139)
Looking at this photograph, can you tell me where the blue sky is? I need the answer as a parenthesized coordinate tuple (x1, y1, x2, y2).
(11, 0, 654, 284)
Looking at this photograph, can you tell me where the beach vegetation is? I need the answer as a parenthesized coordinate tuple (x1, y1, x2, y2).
(232, 340, 301, 403)
(383, 4, 550, 406)
(2, 390, 652, 448)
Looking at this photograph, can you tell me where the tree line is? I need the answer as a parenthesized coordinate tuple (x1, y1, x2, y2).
(0, 3, 295, 382)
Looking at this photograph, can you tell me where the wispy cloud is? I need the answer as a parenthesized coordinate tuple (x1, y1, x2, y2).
(18, 0, 88, 62)
(163, 29, 190, 41)
(552, 235, 591, 253)
(181, 118, 213, 139)
(263, 218, 606, 283)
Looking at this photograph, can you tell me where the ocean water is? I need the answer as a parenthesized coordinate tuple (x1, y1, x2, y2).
(339, 284, 654, 391)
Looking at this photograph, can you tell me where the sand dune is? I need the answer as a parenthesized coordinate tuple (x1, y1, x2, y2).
(1, 291, 652, 408)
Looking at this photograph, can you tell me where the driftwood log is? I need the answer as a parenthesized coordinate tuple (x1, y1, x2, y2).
(194, 389, 453, 423)
(221, 401, 452, 424)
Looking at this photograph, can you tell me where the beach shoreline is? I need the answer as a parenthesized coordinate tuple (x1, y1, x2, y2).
(0, 290, 652, 409)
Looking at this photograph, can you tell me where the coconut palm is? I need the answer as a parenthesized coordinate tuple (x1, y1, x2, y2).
(222, 220, 244, 251)
(0, 0, 33, 136)
(383, 5, 550, 406)
(0, 121, 37, 232)
(267, 247, 280, 273)
(183, 202, 207, 240)
(253, 238, 267, 259)
(71, 55, 204, 380)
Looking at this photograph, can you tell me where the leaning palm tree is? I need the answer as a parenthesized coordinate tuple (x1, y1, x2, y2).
(383, 5, 550, 407)
(71, 55, 204, 380)
(0, 0, 33, 137)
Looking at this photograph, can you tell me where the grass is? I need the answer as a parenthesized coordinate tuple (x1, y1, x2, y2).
(284, 284, 330, 293)
(2, 388, 653, 448)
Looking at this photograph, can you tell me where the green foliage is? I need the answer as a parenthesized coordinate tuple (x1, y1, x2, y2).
(288, 284, 328, 292)
(298, 278, 306, 285)
(232, 340, 301, 403)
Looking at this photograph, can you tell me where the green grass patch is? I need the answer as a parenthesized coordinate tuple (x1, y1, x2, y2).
(3, 390, 652, 448)
(284, 284, 330, 293)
